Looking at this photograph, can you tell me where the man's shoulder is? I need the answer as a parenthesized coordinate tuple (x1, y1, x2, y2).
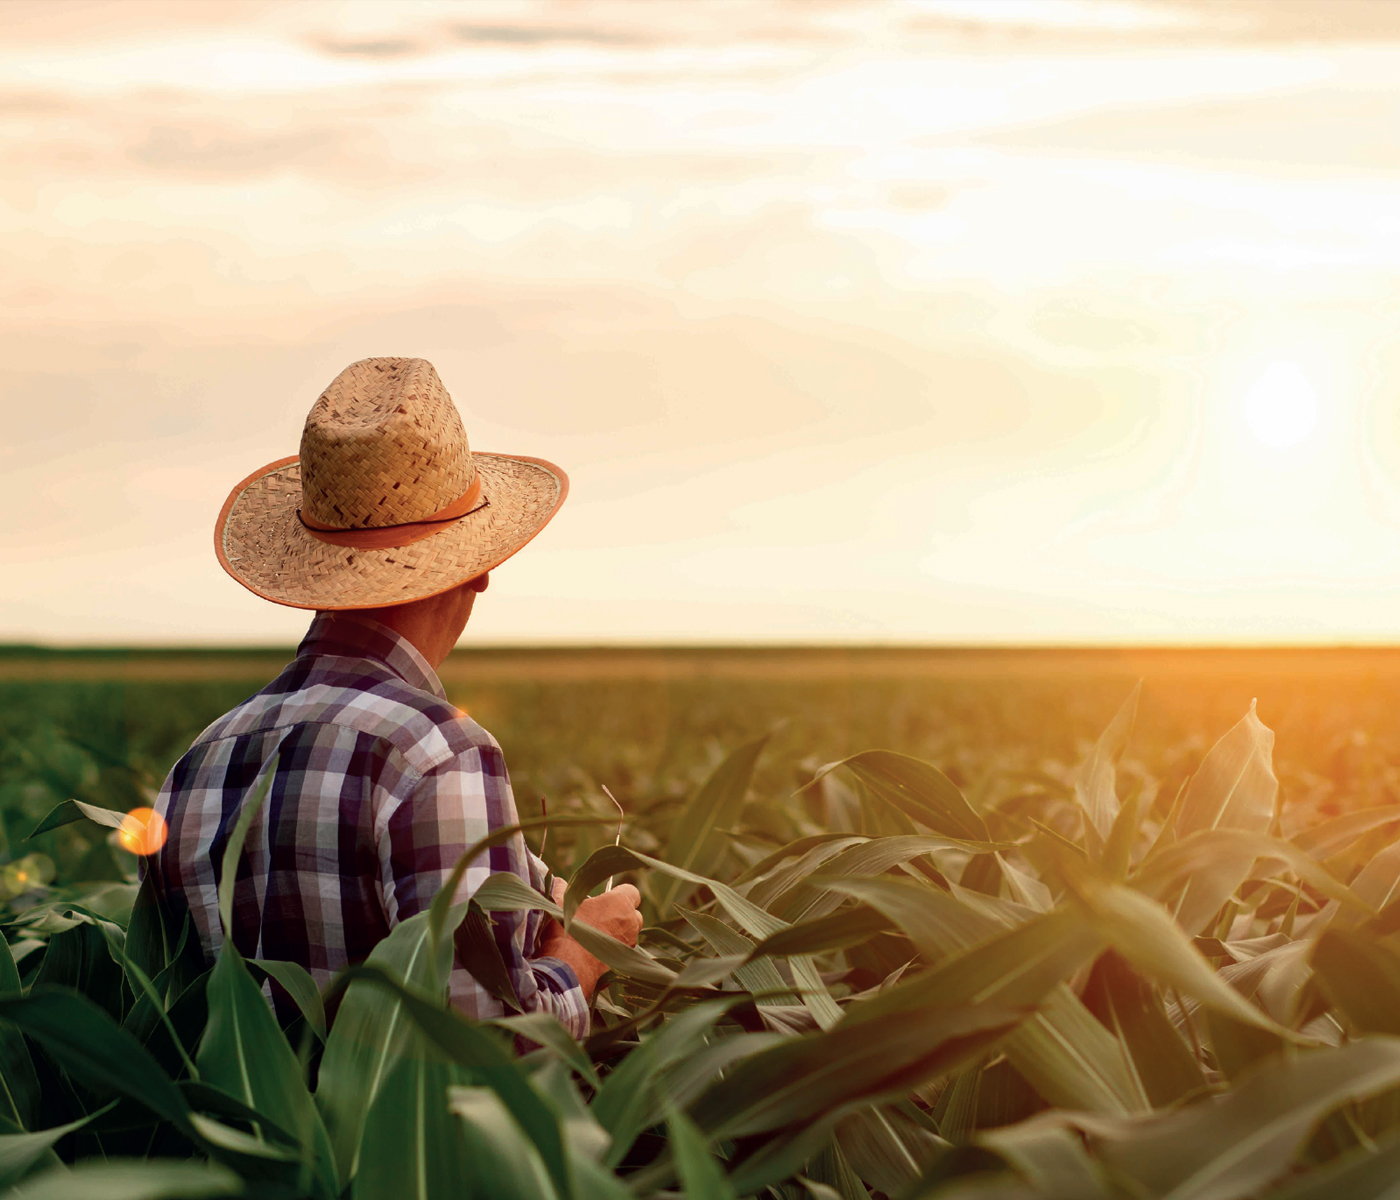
(192, 652, 498, 779)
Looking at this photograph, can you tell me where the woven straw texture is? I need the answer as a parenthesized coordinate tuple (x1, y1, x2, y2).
(220, 453, 564, 609)
(299, 357, 475, 529)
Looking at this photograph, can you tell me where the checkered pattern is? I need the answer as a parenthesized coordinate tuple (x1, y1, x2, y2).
(146, 613, 587, 1037)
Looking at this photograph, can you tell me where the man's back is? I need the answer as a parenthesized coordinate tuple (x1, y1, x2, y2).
(148, 612, 588, 1034)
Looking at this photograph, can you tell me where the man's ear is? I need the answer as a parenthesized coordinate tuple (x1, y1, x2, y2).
(467, 572, 490, 594)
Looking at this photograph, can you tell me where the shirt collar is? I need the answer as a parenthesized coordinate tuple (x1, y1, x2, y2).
(296, 612, 447, 700)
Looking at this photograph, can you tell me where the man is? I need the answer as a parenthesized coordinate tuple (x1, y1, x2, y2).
(149, 356, 641, 1037)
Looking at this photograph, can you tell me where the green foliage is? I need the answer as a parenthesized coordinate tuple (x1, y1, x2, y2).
(9, 669, 1400, 1197)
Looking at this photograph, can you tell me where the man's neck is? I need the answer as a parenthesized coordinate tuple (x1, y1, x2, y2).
(319, 584, 475, 670)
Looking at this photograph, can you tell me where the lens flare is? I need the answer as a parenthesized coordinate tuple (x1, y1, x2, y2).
(118, 807, 168, 856)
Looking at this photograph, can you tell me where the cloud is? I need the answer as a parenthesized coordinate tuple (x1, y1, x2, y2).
(1152, 0, 1400, 43)
(312, 37, 425, 60)
(447, 23, 654, 49)
(979, 86, 1400, 174)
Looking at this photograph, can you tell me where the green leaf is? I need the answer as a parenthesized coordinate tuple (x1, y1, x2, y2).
(196, 943, 337, 1198)
(447, 1086, 562, 1200)
(331, 963, 574, 1200)
(0, 1103, 114, 1191)
(0, 936, 39, 1131)
(1204, 1008, 1286, 1082)
(820, 876, 997, 961)
(1347, 839, 1400, 911)
(655, 733, 770, 914)
(681, 908, 796, 1006)
(32, 919, 126, 1022)
(746, 905, 895, 960)
(564, 845, 772, 942)
(1063, 872, 1290, 1036)
(352, 1051, 480, 1200)
(1083, 1037, 1400, 1200)
(0, 988, 194, 1137)
(3, 1159, 243, 1200)
(1293, 805, 1400, 860)
(1103, 789, 1143, 881)
(1147, 703, 1277, 934)
(745, 837, 869, 910)
(834, 1107, 944, 1197)
(249, 958, 327, 1041)
(687, 1003, 1022, 1141)
(1132, 829, 1367, 927)
(489, 1013, 599, 1090)
(456, 900, 523, 1012)
(845, 907, 1102, 1028)
(121, 870, 176, 985)
(560, 845, 845, 1027)
(980, 1117, 1115, 1200)
(780, 835, 996, 924)
(317, 909, 463, 1185)
(25, 798, 126, 840)
(216, 753, 279, 939)
(1311, 928, 1400, 1036)
(1073, 682, 1139, 842)
(1264, 1128, 1400, 1200)
(178, 1080, 300, 1149)
(592, 999, 737, 1167)
(1173, 700, 1278, 840)
(95, 919, 199, 1082)
(823, 750, 988, 843)
(1085, 952, 1205, 1109)
(667, 1104, 738, 1200)
(819, 877, 1143, 1112)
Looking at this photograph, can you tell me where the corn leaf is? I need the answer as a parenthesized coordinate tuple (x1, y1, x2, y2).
(352, 1052, 481, 1200)
(655, 733, 770, 914)
(1311, 928, 1400, 1036)
(667, 1105, 738, 1200)
(332, 963, 573, 1200)
(1082, 1037, 1400, 1200)
(1072, 682, 1139, 842)
(0, 1102, 114, 1191)
(1063, 873, 1288, 1036)
(0, 989, 195, 1138)
(688, 1003, 1025, 1140)
(0, 933, 39, 1132)
(3, 1159, 244, 1200)
(317, 908, 464, 1184)
(447, 1086, 562, 1200)
(821, 750, 988, 842)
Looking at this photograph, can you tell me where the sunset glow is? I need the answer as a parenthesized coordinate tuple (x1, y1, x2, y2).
(1244, 363, 1321, 452)
(6, 1, 1400, 645)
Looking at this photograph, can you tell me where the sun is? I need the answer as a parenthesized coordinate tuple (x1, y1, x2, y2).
(1242, 361, 1319, 450)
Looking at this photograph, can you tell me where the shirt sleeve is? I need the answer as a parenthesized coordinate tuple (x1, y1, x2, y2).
(376, 736, 590, 1040)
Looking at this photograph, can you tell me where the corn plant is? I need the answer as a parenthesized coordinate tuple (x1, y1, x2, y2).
(4, 686, 1400, 1198)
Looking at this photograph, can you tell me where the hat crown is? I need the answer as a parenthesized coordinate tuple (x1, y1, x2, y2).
(299, 357, 475, 530)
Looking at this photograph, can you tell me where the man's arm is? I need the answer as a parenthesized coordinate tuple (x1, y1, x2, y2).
(379, 743, 616, 1036)
(538, 880, 645, 999)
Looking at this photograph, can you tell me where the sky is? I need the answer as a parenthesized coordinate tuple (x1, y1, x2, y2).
(7, 0, 1400, 645)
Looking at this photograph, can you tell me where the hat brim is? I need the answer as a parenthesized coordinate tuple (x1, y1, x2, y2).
(215, 453, 568, 610)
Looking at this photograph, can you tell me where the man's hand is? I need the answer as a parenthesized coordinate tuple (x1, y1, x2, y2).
(537, 880, 643, 999)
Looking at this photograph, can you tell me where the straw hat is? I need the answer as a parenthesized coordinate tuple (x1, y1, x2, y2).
(215, 357, 568, 610)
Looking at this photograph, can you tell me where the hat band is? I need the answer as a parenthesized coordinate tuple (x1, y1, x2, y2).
(298, 473, 485, 549)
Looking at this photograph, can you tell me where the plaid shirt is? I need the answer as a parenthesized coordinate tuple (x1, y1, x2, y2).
(147, 613, 587, 1037)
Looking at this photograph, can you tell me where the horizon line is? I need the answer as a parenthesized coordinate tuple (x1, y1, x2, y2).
(9, 640, 1400, 656)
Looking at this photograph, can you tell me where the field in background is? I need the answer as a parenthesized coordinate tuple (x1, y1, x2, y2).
(10, 646, 1400, 1195)
(3, 645, 1400, 889)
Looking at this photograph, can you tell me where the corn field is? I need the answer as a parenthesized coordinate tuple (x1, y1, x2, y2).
(4, 677, 1400, 1198)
